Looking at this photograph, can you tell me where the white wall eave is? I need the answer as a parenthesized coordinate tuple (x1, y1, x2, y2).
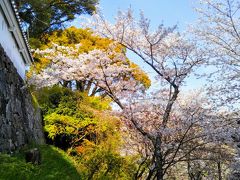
(0, 0, 33, 65)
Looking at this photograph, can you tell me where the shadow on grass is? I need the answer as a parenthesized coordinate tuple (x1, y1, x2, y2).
(0, 145, 81, 180)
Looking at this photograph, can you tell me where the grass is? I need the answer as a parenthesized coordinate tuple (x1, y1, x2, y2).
(0, 145, 81, 180)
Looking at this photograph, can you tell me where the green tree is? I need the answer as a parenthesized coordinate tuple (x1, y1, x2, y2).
(17, 0, 98, 39)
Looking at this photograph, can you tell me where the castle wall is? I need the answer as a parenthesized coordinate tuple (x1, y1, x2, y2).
(0, 45, 44, 152)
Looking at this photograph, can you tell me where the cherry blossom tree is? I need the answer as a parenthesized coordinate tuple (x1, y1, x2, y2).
(192, 1, 240, 178)
(29, 42, 150, 108)
(83, 10, 237, 180)
(193, 0, 240, 108)
(120, 91, 236, 179)
(84, 10, 203, 179)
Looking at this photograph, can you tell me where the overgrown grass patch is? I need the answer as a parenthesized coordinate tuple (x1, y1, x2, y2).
(0, 145, 80, 180)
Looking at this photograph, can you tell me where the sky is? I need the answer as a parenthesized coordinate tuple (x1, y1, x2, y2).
(71, 0, 199, 30)
(71, 0, 204, 91)
(98, 0, 198, 30)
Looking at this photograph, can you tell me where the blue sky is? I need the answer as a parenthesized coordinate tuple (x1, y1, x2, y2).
(98, 0, 198, 30)
(71, 0, 204, 91)
(71, 0, 199, 30)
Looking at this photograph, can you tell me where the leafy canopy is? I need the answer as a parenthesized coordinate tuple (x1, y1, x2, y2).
(34, 86, 114, 148)
(17, 0, 98, 39)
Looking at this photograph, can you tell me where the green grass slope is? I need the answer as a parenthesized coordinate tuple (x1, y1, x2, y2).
(0, 145, 80, 180)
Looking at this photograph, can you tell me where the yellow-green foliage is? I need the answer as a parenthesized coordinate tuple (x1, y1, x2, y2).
(129, 61, 151, 88)
(74, 119, 137, 179)
(42, 27, 119, 53)
(76, 143, 137, 180)
(33, 85, 137, 178)
(35, 86, 118, 149)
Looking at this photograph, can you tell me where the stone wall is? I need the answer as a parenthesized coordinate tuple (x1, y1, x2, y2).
(0, 44, 44, 152)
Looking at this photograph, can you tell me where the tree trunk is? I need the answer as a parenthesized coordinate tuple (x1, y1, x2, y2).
(76, 80, 84, 92)
(217, 161, 222, 180)
(85, 81, 92, 93)
(25, 148, 41, 165)
(154, 134, 164, 180)
(162, 86, 179, 127)
(68, 81, 72, 89)
(63, 80, 69, 87)
(146, 168, 155, 180)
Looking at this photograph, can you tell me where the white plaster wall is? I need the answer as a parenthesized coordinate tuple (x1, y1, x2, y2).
(0, 10, 26, 79)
